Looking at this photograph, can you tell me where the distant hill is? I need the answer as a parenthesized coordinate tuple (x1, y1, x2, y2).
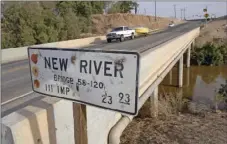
(91, 13, 184, 34)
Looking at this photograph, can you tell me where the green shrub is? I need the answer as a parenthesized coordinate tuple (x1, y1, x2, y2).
(1, 1, 139, 49)
(191, 42, 227, 66)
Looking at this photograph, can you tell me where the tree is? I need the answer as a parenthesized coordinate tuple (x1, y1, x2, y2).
(1, 2, 61, 48)
(56, 1, 103, 33)
(73, 1, 92, 17)
(103, 1, 113, 14)
(56, 1, 75, 16)
(1, 1, 130, 49)
(107, 2, 121, 14)
(41, 8, 62, 42)
(91, 1, 105, 14)
(1, 2, 37, 47)
(58, 8, 81, 40)
(119, 1, 135, 13)
(108, 1, 138, 14)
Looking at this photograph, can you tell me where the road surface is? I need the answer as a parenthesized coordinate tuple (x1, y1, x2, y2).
(1, 21, 201, 116)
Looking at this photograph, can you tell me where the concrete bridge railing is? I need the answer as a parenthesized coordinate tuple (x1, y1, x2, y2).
(1, 36, 106, 64)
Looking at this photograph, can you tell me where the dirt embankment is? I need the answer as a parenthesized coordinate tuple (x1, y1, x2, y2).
(196, 19, 227, 47)
(121, 111, 227, 144)
(120, 100, 227, 144)
(91, 13, 184, 34)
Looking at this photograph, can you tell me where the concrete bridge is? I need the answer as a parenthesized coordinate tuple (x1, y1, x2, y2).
(1, 21, 201, 144)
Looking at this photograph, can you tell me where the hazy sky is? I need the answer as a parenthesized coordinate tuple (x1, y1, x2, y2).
(138, 1, 227, 19)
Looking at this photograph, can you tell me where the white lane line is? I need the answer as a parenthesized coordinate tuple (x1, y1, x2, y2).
(2, 65, 29, 75)
(1, 91, 34, 105)
(3, 75, 29, 86)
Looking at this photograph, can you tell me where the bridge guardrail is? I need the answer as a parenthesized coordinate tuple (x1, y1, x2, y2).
(1, 36, 106, 64)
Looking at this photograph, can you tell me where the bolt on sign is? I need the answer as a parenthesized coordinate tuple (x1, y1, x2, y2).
(28, 48, 140, 115)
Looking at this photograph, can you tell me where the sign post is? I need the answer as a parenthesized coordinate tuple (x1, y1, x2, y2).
(203, 8, 209, 27)
(73, 103, 87, 144)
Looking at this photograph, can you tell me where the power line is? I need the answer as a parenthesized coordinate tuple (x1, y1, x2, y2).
(180, 7, 187, 20)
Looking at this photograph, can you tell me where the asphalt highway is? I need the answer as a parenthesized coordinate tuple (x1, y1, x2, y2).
(1, 21, 201, 116)
(82, 21, 202, 53)
(2, 60, 31, 103)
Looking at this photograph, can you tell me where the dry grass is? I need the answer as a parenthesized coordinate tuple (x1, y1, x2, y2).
(120, 91, 227, 144)
(121, 112, 227, 144)
(136, 91, 189, 119)
(195, 19, 227, 47)
(158, 91, 189, 117)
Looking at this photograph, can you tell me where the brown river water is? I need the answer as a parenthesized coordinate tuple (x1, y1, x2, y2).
(159, 65, 227, 109)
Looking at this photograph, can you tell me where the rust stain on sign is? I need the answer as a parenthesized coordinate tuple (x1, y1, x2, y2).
(71, 55, 76, 64)
(114, 57, 126, 71)
(76, 83, 79, 92)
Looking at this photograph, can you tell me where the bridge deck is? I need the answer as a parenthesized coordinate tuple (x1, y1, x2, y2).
(81, 21, 201, 53)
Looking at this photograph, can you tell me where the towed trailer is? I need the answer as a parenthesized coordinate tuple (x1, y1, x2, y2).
(134, 27, 150, 36)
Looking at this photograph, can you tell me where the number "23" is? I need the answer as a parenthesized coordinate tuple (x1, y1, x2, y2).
(102, 95, 112, 104)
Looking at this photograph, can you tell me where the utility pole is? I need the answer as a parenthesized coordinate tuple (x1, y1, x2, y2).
(135, 5, 137, 14)
(204, 6, 208, 26)
(184, 8, 186, 20)
(155, 1, 157, 21)
(226, 0, 227, 25)
(144, 8, 146, 15)
(180, 9, 183, 20)
(173, 4, 176, 18)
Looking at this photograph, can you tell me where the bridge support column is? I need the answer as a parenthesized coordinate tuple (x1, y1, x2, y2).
(186, 68, 190, 87)
(191, 40, 195, 51)
(169, 70, 172, 85)
(150, 86, 158, 118)
(178, 56, 183, 87)
(186, 47, 191, 68)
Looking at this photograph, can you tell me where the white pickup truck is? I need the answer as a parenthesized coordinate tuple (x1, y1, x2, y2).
(106, 26, 136, 43)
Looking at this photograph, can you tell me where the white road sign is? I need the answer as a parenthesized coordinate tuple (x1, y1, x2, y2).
(28, 48, 140, 115)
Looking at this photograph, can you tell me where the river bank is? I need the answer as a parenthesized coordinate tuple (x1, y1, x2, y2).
(121, 111, 227, 144)
(191, 19, 227, 66)
(120, 19, 227, 144)
(120, 66, 227, 144)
